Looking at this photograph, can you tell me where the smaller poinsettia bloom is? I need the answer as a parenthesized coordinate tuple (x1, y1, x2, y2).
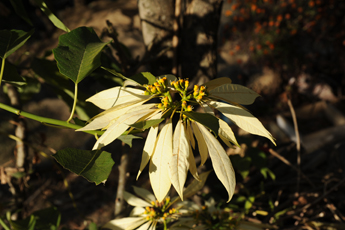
(103, 187, 177, 230)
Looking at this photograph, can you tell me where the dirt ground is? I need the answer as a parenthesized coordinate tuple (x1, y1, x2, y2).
(1, 0, 345, 229)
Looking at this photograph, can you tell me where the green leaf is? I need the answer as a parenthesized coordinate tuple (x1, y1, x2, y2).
(53, 148, 115, 185)
(32, 0, 69, 32)
(0, 29, 34, 59)
(31, 207, 61, 230)
(9, 215, 36, 230)
(9, 207, 60, 230)
(16, 77, 41, 101)
(244, 196, 255, 210)
(118, 134, 141, 148)
(53, 27, 110, 84)
(260, 167, 275, 180)
(88, 222, 98, 230)
(1, 59, 26, 86)
(102, 67, 156, 86)
(32, 58, 97, 120)
(182, 111, 219, 136)
(129, 118, 164, 130)
(132, 72, 156, 85)
(10, 0, 33, 26)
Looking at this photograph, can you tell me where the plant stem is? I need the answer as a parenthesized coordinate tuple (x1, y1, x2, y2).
(0, 102, 103, 135)
(0, 57, 5, 88)
(0, 217, 10, 230)
(66, 83, 78, 123)
(166, 91, 173, 103)
(163, 220, 167, 230)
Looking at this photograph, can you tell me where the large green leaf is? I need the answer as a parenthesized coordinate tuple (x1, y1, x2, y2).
(53, 148, 114, 185)
(32, 0, 69, 32)
(102, 67, 156, 85)
(0, 29, 34, 58)
(53, 27, 110, 84)
(1, 59, 26, 86)
(10, 0, 33, 26)
(182, 111, 219, 136)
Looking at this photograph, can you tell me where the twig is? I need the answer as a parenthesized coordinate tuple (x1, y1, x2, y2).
(287, 98, 301, 192)
(294, 177, 345, 220)
(268, 148, 315, 188)
(5, 83, 28, 219)
(114, 142, 130, 217)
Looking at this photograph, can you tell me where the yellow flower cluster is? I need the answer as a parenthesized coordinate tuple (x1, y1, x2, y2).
(144, 77, 168, 95)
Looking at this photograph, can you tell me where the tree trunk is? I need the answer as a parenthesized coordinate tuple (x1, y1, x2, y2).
(138, 0, 223, 84)
(138, 0, 175, 75)
(180, 0, 223, 85)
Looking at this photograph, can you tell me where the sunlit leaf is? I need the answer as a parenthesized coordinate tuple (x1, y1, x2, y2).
(137, 221, 152, 230)
(183, 111, 219, 136)
(196, 122, 236, 202)
(203, 77, 232, 91)
(0, 29, 34, 58)
(53, 148, 114, 185)
(149, 120, 173, 202)
(218, 118, 240, 147)
(169, 120, 190, 200)
(187, 143, 199, 181)
(137, 125, 159, 180)
(209, 101, 276, 145)
(219, 134, 232, 148)
(185, 120, 195, 149)
(86, 86, 150, 110)
(53, 27, 110, 83)
(133, 186, 156, 203)
(123, 191, 151, 207)
(191, 121, 208, 167)
(32, 0, 69, 32)
(209, 84, 260, 105)
(103, 217, 146, 230)
(78, 102, 145, 131)
(92, 105, 155, 149)
(130, 206, 146, 216)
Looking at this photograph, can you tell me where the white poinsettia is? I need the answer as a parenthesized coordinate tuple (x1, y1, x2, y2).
(80, 74, 275, 203)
